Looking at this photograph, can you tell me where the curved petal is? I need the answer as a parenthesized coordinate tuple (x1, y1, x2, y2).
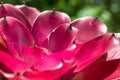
(72, 59, 120, 80)
(48, 23, 78, 52)
(0, 34, 10, 53)
(32, 10, 71, 46)
(57, 67, 76, 80)
(71, 16, 107, 42)
(16, 4, 40, 26)
(0, 3, 31, 30)
(22, 46, 52, 67)
(0, 33, 19, 58)
(7, 76, 23, 80)
(74, 33, 119, 72)
(0, 17, 35, 57)
(54, 43, 84, 62)
(106, 33, 120, 60)
(105, 63, 120, 80)
(24, 62, 71, 80)
(33, 53, 63, 71)
(0, 50, 29, 74)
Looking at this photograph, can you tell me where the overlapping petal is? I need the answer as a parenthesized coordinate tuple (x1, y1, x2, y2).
(32, 10, 71, 47)
(0, 3, 31, 30)
(48, 23, 78, 52)
(106, 33, 120, 60)
(22, 46, 52, 67)
(72, 59, 120, 80)
(0, 34, 10, 53)
(0, 16, 35, 56)
(72, 16, 107, 42)
(0, 50, 29, 74)
(74, 33, 119, 72)
(16, 4, 40, 26)
(24, 62, 72, 80)
(0, 3, 120, 80)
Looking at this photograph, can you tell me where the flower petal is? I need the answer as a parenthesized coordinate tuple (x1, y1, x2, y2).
(24, 62, 71, 80)
(33, 53, 63, 71)
(7, 76, 23, 80)
(0, 34, 10, 53)
(0, 50, 29, 74)
(48, 23, 78, 52)
(32, 10, 71, 46)
(0, 3, 31, 30)
(0, 32, 19, 58)
(74, 33, 119, 72)
(71, 16, 107, 42)
(106, 33, 120, 60)
(16, 4, 40, 26)
(105, 62, 120, 80)
(72, 59, 120, 80)
(22, 46, 52, 67)
(55, 43, 84, 62)
(0, 16, 35, 56)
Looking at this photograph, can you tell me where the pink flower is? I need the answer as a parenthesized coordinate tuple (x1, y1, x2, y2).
(0, 3, 120, 80)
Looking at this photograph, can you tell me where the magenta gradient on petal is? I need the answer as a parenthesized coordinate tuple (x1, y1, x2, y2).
(32, 10, 71, 47)
(48, 23, 78, 52)
(73, 59, 120, 80)
(74, 33, 119, 72)
(72, 16, 107, 42)
(0, 4, 31, 30)
(22, 46, 52, 67)
(0, 16, 35, 56)
(0, 50, 29, 74)
(106, 33, 120, 61)
(16, 4, 40, 26)
(24, 62, 72, 80)
(0, 3, 120, 80)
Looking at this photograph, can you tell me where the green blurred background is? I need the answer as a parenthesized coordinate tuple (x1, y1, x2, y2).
(2, 0, 120, 32)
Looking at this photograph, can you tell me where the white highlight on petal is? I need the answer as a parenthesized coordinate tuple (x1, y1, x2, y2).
(67, 44, 76, 50)
(50, 61, 63, 70)
(0, 70, 27, 79)
(0, 70, 15, 78)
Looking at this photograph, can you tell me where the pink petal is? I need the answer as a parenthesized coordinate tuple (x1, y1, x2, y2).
(64, 52, 107, 80)
(21, 43, 83, 79)
(24, 62, 71, 80)
(16, 4, 40, 26)
(0, 34, 10, 53)
(74, 33, 119, 72)
(115, 33, 120, 40)
(71, 16, 107, 42)
(106, 33, 120, 60)
(7, 76, 23, 80)
(57, 67, 76, 80)
(0, 17, 35, 56)
(33, 53, 63, 71)
(0, 3, 31, 30)
(0, 50, 29, 74)
(0, 72, 23, 80)
(55, 43, 84, 62)
(105, 61, 120, 80)
(0, 33, 19, 58)
(0, 70, 25, 80)
(32, 10, 71, 46)
(48, 23, 78, 52)
(22, 46, 52, 67)
(72, 59, 120, 80)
